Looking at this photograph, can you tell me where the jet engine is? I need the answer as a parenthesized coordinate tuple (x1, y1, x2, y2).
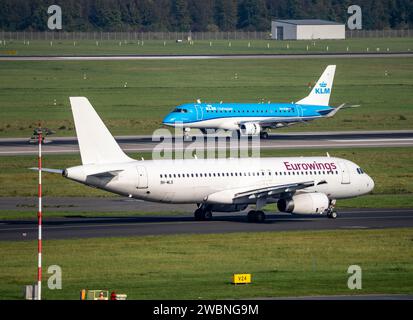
(277, 193, 329, 215)
(239, 123, 261, 136)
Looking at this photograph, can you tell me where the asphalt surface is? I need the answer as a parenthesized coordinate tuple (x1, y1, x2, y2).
(1, 130, 413, 156)
(1, 207, 412, 241)
(0, 52, 412, 61)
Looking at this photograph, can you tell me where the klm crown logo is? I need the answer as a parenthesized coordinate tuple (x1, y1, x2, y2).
(315, 81, 330, 94)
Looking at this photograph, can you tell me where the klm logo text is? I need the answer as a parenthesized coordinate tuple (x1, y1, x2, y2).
(315, 82, 330, 94)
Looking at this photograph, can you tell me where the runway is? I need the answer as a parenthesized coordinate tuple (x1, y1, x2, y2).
(1, 130, 413, 156)
(1, 207, 412, 241)
(0, 52, 412, 61)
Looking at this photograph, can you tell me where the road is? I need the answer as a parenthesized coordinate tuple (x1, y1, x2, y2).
(1, 130, 413, 156)
(1, 207, 412, 241)
(0, 52, 412, 61)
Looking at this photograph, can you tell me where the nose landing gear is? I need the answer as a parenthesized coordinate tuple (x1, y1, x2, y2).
(326, 199, 338, 219)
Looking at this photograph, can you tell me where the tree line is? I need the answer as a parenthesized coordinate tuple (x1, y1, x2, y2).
(0, 0, 411, 32)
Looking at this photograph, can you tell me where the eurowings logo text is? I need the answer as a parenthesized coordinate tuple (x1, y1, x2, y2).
(284, 161, 337, 171)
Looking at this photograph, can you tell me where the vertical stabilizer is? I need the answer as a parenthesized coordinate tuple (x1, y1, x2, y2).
(69, 97, 132, 165)
(296, 65, 336, 106)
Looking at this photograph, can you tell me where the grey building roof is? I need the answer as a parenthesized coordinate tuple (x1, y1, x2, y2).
(273, 19, 343, 26)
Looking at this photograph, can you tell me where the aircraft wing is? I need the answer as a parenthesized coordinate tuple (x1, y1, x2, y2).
(206, 180, 327, 204)
(237, 103, 360, 129)
(238, 117, 305, 129)
(233, 180, 327, 200)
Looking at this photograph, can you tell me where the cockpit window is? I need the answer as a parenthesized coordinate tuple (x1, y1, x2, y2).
(357, 168, 365, 174)
(173, 108, 188, 113)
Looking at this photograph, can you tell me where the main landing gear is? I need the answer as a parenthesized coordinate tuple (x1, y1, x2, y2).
(194, 207, 212, 221)
(231, 131, 269, 140)
(326, 199, 338, 219)
(247, 210, 266, 223)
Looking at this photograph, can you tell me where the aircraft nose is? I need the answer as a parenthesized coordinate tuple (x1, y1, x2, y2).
(162, 114, 175, 126)
(366, 175, 375, 193)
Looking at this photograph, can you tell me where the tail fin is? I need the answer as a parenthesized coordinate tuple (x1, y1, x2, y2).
(296, 65, 336, 106)
(69, 97, 132, 165)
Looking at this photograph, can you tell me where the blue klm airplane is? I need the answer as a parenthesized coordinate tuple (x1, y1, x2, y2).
(162, 65, 358, 139)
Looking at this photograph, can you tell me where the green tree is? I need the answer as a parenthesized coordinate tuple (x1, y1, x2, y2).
(171, 0, 191, 31)
(237, 0, 269, 30)
(215, 0, 237, 31)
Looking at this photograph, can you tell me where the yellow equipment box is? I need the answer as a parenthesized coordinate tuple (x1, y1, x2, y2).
(232, 274, 252, 284)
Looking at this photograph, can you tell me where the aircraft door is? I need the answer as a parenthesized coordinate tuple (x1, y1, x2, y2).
(296, 105, 303, 118)
(195, 105, 203, 121)
(338, 162, 350, 184)
(136, 166, 148, 189)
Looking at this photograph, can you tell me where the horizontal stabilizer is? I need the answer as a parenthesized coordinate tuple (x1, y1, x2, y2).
(29, 167, 63, 174)
(320, 103, 360, 118)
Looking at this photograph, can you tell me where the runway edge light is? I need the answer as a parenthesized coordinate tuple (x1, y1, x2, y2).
(232, 274, 252, 285)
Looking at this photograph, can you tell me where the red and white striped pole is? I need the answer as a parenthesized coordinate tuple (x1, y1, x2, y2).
(37, 129, 42, 300)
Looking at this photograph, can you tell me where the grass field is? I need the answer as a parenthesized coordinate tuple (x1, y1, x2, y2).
(0, 57, 412, 137)
(0, 228, 412, 299)
(1, 38, 412, 56)
(0, 147, 411, 219)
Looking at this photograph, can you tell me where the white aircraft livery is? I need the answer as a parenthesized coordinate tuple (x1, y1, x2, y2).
(42, 97, 374, 222)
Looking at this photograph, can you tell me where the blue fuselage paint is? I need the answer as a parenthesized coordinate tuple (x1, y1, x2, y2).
(162, 103, 333, 129)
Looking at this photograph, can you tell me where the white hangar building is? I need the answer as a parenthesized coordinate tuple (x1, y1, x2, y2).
(271, 19, 345, 40)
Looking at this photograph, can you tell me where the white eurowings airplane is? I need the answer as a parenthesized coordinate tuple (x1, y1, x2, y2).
(41, 97, 374, 222)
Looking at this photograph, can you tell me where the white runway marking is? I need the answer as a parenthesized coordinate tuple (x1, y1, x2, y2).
(330, 138, 413, 142)
(0, 53, 412, 61)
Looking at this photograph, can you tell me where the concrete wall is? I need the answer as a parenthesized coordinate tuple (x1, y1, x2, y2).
(296, 25, 345, 40)
(271, 21, 297, 40)
(271, 21, 346, 40)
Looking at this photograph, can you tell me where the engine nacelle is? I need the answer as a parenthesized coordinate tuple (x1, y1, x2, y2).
(277, 193, 329, 215)
(239, 123, 261, 136)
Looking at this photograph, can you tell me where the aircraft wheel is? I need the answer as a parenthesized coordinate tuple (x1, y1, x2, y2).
(327, 211, 338, 219)
(194, 208, 212, 221)
(247, 210, 256, 222)
(255, 210, 266, 223)
(247, 210, 266, 223)
(194, 208, 204, 221)
(204, 210, 212, 221)
(260, 132, 269, 139)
